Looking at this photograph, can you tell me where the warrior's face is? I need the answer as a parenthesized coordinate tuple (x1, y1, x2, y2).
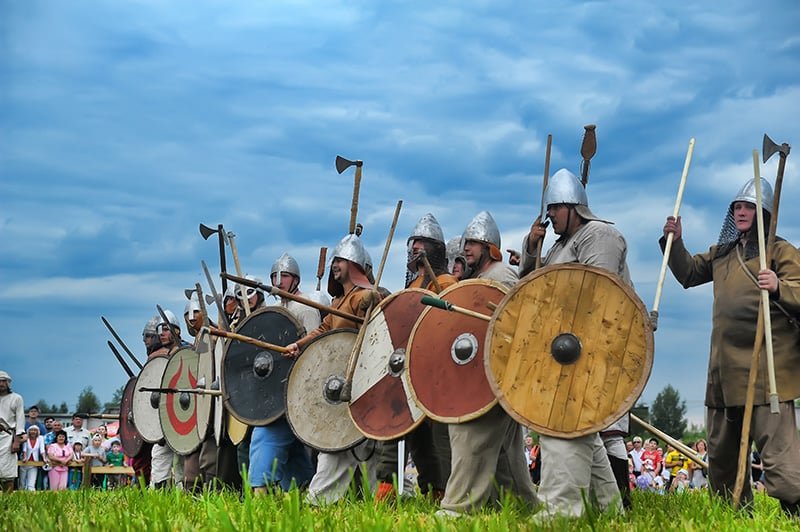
(331, 258, 350, 283)
(0, 379, 8, 394)
(733, 201, 756, 233)
(462, 240, 484, 268)
(272, 272, 298, 293)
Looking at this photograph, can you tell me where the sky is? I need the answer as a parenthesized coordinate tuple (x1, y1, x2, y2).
(2, 1, 799, 428)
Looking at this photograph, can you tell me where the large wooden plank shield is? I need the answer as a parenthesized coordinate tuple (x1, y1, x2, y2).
(222, 307, 303, 426)
(119, 376, 144, 457)
(485, 264, 654, 438)
(349, 288, 430, 440)
(159, 347, 202, 455)
(407, 279, 507, 423)
(194, 334, 214, 442)
(211, 337, 225, 446)
(286, 329, 365, 452)
(132, 355, 168, 443)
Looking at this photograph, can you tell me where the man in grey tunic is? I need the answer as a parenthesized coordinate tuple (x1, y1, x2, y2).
(438, 211, 538, 516)
(0, 370, 25, 492)
(519, 168, 626, 519)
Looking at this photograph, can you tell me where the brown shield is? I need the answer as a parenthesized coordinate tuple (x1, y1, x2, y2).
(285, 329, 365, 452)
(132, 355, 169, 443)
(349, 288, 430, 440)
(485, 263, 654, 438)
(119, 376, 144, 457)
(159, 347, 202, 455)
(221, 307, 303, 426)
(407, 279, 507, 423)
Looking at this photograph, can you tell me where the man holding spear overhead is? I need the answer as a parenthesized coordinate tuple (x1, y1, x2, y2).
(519, 168, 628, 520)
(660, 174, 800, 514)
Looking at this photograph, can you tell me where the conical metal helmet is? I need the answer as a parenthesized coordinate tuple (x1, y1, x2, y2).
(461, 211, 501, 249)
(271, 252, 301, 279)
(235, 275, 264, 300)
(331, 234, 369, 272)
(184, 294, 201, 316)
(543, 168, 588, 207)
(407, 213, 445, 245)
(143, 315, 160, 336)
(158, 309, 180, 330)
(732, 177, 774, 214)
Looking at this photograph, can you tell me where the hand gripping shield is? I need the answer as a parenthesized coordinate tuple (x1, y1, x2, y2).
(221, 307, 304, 426)
(349, 288, 431, 440)
(285, 329, 365, 452)
(485, 264, 654, 438)
(407, 279, 507, 423)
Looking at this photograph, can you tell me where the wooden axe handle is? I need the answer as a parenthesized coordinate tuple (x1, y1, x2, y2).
(206, 327, 291, 354)
(228, 234, 250, 317)
(317, 247, 328, 280)
(420, 253, 443, 293)
(535, 134, 553, 270)
(349, 164, 363, 234)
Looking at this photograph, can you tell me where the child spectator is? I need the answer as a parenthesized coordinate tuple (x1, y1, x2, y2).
(85, 434, 107, 488)
(68, 442, 85, 490)
(670, 468, 691, 493)
(47, 430, 73, 491)
(106, 441, 126, 488)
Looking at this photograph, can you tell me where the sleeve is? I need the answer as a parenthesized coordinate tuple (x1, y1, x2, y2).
(519, 234, 538, 278)
(296, 313, 332, 349)
(47, 444, 58, 460)
(14, 395, 25, 436)
(772, 241, 800, 314)
(659, 236, 714, 289)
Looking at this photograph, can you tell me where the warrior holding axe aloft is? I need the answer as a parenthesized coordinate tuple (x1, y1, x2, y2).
(660, 135, 800, 515)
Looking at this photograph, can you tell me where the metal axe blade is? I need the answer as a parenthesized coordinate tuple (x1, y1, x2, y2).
(336, 155, 362, 174)
(184, 288, 195, 300)
(199, 223, 219, 240)
(763, 134, 791, 163)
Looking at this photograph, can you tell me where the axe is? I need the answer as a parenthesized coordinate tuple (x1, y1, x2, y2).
(421, 295, 492, 322)
(733, 135, 791, 507)
(580, 124, 597, 188)
(202, 260, 230, 331)
(184, 288, 215, 307)
(199, 223, 228, 294)
(336, 155, 364, 234)
(315, 247, 328, 292)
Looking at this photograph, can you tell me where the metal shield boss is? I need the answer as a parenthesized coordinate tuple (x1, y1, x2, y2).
(132, 355, 169, 443)
(485, 264, 654, 438)
(349, 288, 430, 440)
(119, 376, 144, 457)
(286, 329, 365, 452)
(407, 279, 507, 423)
(159, 347, 202, 455)
(222, 307, 303, 426)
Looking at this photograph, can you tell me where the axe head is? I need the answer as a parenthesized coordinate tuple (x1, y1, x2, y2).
(199, 223, 219, 240)
(762, 134, 791, 163)
(335, 155, 362, 174)
(581, 124, 597, 161)
(184, 288, 196, 300)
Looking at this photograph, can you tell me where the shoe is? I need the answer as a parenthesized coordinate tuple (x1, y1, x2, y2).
(434, 508, 463, 519)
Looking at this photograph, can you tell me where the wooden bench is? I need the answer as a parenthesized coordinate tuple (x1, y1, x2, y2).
(18, 460, 135, 487)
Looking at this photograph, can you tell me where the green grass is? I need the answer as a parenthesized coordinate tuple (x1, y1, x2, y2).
(0, 486, 796, 531)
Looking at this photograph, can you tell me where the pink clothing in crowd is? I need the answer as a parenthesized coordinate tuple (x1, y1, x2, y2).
(47, 443, 74, 491)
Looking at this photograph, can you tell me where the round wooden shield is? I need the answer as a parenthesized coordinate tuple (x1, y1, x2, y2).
(485, 263, 654, 438)
(132, 355, 169, 443)
(286, 329, 365, 452)
(349, 288, 430, 440)
(159, 347, 202, 455)
(195, 334, 214, 442)
(119, 376, 144, 457)
(407, 279, 507, 423)
(221, 307, 303, 426)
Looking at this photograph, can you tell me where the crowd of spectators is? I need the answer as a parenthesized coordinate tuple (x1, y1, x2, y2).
(16, 407, 133, 491)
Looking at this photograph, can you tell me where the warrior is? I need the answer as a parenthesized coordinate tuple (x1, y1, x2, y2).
(143, 315, 162, 356)
(520, 168, 627, 519)
(445, 236, 469, 281)
(0, 370, 25, 492)
(661, 177, 800, 515)
(248, 253, 320, 494)
(437, 211, 538, 517)
(285, 234, 381, 505)
(376, 213, 457, 501)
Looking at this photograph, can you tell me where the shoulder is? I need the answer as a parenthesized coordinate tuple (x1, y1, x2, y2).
(581, 220, 626, 241)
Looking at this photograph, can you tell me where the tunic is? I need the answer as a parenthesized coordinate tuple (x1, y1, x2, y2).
(0, 391, 25, 479)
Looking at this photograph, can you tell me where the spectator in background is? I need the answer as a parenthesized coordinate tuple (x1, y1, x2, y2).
(25, 406, 46, 434)
(18, 425, 45, 491)
(663, 444, 688, 489)
(670, 468, 691, 493)
(65, 414, 91, 448)
(635, 459, 656, 491)
(688, 439, 708, 489)
(629, 436, 644, 477)
(47, 430, 73, 491)
(85, 434, 108, 488)
(641, 438, 663, 477)
(68, 442, 84, 490)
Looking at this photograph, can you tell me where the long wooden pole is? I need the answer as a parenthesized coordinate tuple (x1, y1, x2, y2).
(651, 138, 695, 330)
(630, 414, 708, 469)
(534, 134, 552, 270)
(227, 232, 251, 318)
(204, 326, 291, 354)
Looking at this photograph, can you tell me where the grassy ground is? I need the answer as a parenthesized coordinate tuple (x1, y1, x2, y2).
(1, 485, 796, 531)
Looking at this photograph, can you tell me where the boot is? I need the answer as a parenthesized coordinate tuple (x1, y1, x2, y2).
(780, 499, 800, 518)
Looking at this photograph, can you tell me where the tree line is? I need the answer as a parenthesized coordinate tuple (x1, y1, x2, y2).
(32, 385, 126, 415)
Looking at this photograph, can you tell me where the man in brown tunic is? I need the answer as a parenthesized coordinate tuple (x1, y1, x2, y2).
(662, 177, 800, 513)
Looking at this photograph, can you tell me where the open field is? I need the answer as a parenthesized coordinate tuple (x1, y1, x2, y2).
(1, 486, 797, 531)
